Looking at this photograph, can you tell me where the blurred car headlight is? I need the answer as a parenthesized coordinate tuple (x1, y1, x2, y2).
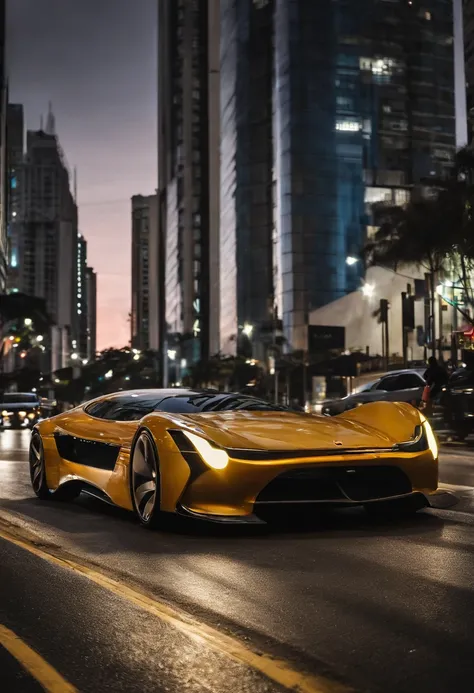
(27, 413, 36, 420)
(182, 431, 229, 470)
(19, 411, 27, 418)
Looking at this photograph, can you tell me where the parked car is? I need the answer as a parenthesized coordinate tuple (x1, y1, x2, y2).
(322, 369, 426, 416)
(439, 366, 474, 440)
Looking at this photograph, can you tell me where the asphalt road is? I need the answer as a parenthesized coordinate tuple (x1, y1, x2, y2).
(1, 431, 474, 693)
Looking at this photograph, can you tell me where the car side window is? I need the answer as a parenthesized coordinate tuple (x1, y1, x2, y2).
(86, 400, 116, 419)
(376, 375, 400, 392)
(396, 374, 424, 390)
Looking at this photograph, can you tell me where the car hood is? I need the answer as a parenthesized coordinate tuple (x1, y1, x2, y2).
(178, 411, 394, 451)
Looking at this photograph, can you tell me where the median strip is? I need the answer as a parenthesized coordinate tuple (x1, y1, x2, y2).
(0, 623, 78, 693)
(0, 522, 352, 693)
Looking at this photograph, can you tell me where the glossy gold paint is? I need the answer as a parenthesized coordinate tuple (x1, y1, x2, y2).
(36, 398, 438, 520)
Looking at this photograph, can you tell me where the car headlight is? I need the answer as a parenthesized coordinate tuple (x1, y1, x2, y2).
(423, 420, 438, 459)
(19, 411, 27, 417)
(182, 431, 229, 470)
(395, 421, 438, 458)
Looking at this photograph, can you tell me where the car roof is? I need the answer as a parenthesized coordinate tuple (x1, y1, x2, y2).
(381, 369, 425, 377)
(102, 388, 220, 399)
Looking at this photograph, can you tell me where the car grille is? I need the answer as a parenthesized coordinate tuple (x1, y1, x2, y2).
(255, 465, 412, 504)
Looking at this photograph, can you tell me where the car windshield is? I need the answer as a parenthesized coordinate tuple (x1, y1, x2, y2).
(1, 393, 39, 404)
(156, 394, 292, 414)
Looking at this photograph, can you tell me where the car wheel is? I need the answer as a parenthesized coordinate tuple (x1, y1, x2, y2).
(29, 431, 50, 500)
(130, 429, 161, 528)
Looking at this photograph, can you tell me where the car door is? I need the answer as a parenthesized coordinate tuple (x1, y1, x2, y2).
(54, 396, 158, 491)
(352, 375, 401, 404)
(389, 372, 425, 404)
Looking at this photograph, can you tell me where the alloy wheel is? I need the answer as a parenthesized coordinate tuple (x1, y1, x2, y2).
(29, 432, 49, 498)
(131, 431, 159, 524)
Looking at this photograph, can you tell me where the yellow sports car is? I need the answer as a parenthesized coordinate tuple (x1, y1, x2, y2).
(29, 389, 441, 527)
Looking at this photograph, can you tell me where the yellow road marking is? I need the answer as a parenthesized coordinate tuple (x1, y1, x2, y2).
(0, 525, 352, 693)
(0, 623, 78, 693)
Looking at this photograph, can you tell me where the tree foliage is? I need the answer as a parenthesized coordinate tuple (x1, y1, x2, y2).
(364, 146, 474, 321)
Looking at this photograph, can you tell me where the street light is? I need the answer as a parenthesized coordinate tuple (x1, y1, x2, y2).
(71, 352, 79, 360)
(361, 283, 375, 298)
(167, 349, 177, 361)
(24, 318, 32, 327)
(243, 323, 253, 337)
(105, 369, 113, 379)
(346, 256, 358, 266)
(36, 335, 44, 342)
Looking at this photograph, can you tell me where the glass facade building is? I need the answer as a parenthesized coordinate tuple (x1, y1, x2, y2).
(465, 0, 474, 143)
(220, 0, 274, 356)
(158, 0, 220, 373)
(0, 0, 7, 292)
(274, 0, 455, 350)
(220, 0, 456, 353)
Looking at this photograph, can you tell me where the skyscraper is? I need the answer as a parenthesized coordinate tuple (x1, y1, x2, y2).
(220, 0, 274, 358)
(465, 0, 474, 142)
(272, 0, 456, 350)
(219, 0, 456, 354)
(131, 194, 157, 351)
(6, 104, 24, 292)
(75, 234, 88, 359)
(158, 0, 220, 371)
(0, 0, 8, 292)
(17, 120, 78, 369)
(86, 267, 97, 361)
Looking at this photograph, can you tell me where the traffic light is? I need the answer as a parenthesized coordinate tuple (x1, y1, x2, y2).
(402, 293, 415, 330)
(379, 298, 389, 322)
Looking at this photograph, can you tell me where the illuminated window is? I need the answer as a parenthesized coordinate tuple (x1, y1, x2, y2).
(336, 121, 361, 132)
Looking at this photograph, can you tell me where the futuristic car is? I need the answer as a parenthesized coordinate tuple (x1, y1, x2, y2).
(29, 389, 441, 527)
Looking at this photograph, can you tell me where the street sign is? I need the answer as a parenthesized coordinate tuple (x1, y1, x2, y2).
(308, 325, 345, 354)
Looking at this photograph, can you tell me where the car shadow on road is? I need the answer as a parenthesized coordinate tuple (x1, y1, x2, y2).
(0, 492, 448, 548)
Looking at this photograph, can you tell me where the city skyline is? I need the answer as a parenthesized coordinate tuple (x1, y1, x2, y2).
(7, 0, 157, 349)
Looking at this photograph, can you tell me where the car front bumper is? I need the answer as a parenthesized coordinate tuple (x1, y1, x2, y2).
(176, 449, 440, 523)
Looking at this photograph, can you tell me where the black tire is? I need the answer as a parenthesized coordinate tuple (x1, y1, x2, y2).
(29, 431, 50, 499)
(130, 429, 162, 528)
(29, 431, 81, 502)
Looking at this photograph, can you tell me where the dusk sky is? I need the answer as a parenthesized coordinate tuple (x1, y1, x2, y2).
(6, 0, 157, 349)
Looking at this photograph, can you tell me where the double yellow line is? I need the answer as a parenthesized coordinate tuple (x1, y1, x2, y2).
(0, 525, 352, 693)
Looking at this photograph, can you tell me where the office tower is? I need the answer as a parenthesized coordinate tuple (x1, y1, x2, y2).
(271, 0, 456, 350)
(74, 234, 88, 359)
(220, 0, 274, 358)
(131, 194, 158, 351)
(465, 0, 474, 142)
(17, 115, 78, 369)
(86, 267, 97, 361)
(158, 0, 220, 370)
(6, 104, 24, 291)
(0, 0, 7, 291)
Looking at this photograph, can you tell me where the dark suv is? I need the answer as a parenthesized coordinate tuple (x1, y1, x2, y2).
(440, 367, 474, 440)
(0, 392, 42, 429)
